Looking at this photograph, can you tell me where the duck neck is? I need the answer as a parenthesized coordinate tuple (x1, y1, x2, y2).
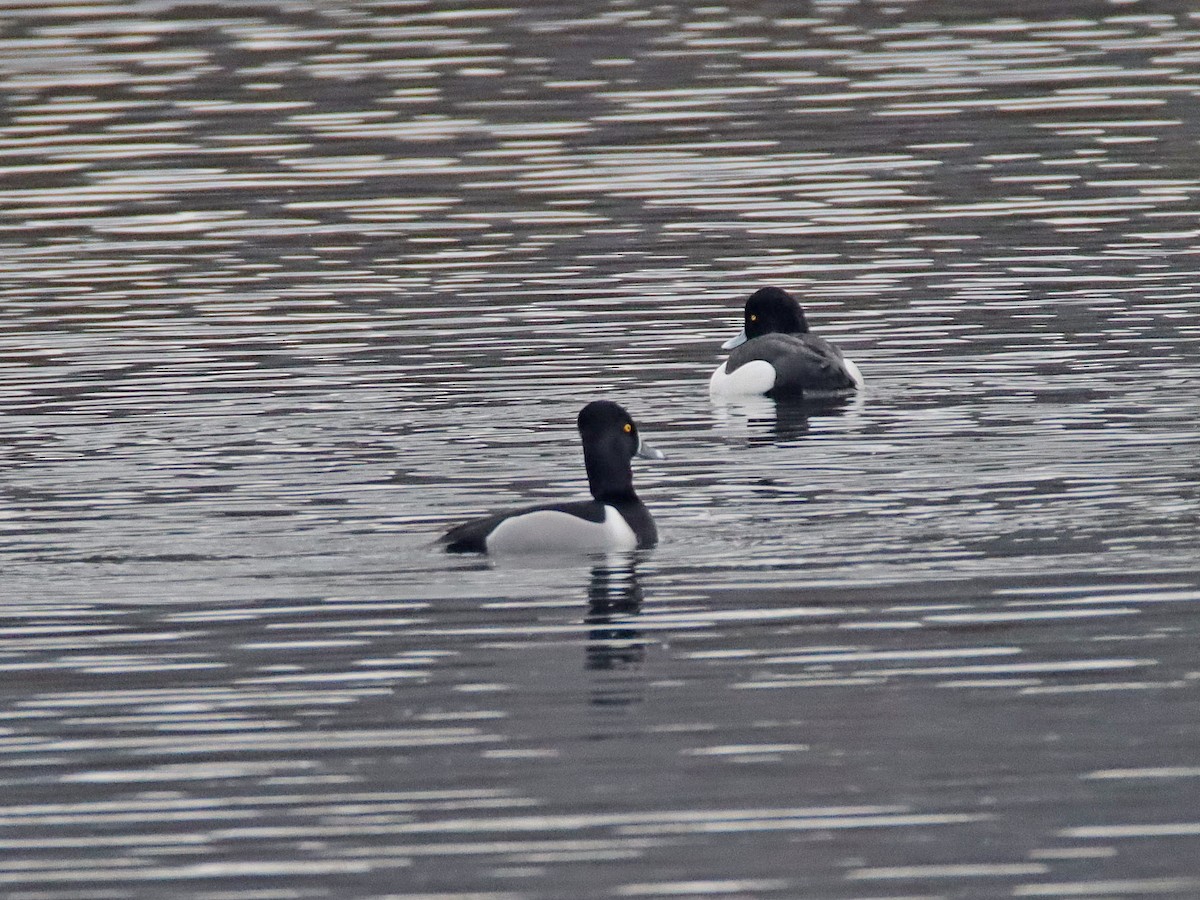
(583, 442, 637, 505)
(782, 310, 808, 334)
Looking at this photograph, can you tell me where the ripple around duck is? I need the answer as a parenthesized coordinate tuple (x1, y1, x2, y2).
(2, 0, 1200, 897)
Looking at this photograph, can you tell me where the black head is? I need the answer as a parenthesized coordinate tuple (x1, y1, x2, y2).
(576, 401, 660, 503)
(578, 400, 640, 460)
(743, 286, 809, 339)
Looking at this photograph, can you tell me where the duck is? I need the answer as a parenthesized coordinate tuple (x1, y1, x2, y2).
(441, 400, 662, 555)
(709, 286, 863, 398)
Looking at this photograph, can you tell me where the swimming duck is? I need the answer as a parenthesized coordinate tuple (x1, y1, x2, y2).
(709, 286, 863, 398)
(441, 401, 662, 554)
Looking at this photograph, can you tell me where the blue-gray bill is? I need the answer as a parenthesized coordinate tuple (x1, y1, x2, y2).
(721, 330, 748, 350)
(636, 441, 665, 460)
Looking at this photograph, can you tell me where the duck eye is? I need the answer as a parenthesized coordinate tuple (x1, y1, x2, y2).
(623, 423, 632, 433)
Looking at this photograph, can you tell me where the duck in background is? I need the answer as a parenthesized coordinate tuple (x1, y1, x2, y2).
(710, 286, 863, 399)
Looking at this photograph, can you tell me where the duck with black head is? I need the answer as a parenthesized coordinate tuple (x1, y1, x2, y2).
(710, 286, 863, 399)
(441, 401, 662, 555)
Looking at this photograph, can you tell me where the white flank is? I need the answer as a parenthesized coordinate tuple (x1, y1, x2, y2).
(843, 356, 864, 389)
(485, 506, 638, 554)
(709, 359, 776, 397)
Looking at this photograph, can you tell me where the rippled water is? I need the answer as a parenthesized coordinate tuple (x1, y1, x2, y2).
(2, 1, 1199, 897)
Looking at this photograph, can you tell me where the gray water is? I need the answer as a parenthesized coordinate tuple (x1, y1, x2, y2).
(2, 1, 1200, 897)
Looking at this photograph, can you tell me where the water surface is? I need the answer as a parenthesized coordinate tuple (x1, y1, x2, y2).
(1, 1, 1199, 897)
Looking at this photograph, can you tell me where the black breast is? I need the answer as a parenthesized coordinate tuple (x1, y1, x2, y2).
(612, 499, 658, 549)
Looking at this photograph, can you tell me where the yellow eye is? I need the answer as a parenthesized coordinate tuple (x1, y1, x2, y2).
(623, 423, 632, 433)
(750, 314, 757, 322)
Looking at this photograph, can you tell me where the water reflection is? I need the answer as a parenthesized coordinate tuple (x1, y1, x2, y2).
(711, 393, 862, 445)
(584, 560, 645, 674)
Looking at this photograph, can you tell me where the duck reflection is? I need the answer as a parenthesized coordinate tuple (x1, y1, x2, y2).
(712, 393, 858, 445)
(584, 560, 644, 673)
